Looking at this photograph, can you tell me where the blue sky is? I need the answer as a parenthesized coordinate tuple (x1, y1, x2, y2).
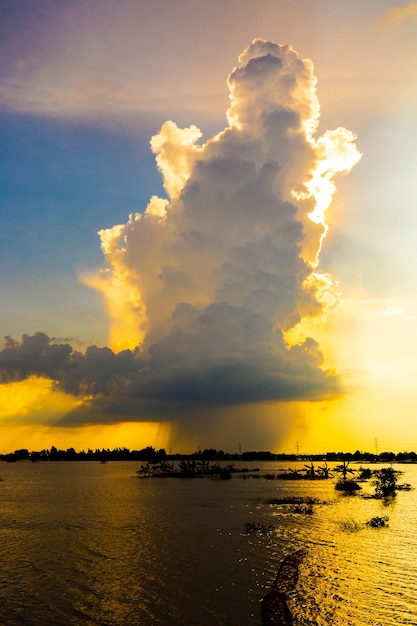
(0, 112, 164, 342)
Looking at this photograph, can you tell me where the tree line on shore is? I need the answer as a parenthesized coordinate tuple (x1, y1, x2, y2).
(1, 445, 417, 464)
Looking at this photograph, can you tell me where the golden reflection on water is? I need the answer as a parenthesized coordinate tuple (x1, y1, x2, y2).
(275, 471, 417, 626)
(1, 461, 417, 625)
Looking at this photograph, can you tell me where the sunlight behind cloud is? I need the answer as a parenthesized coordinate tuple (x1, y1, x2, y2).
(83, 220, 145, 352)
(0, 377, 81, 423)
(293, 127, 361, 267)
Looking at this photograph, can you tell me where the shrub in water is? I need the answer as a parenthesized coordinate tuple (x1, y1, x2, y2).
(335, 478, 361, 492)
(373, 467, 398, 497)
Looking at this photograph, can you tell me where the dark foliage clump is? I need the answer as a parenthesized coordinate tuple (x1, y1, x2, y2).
(335, 478, 361, 492)
(373, 467, 398, 497)
(366, 515, 389, 528)
(245, 521, 275, 535)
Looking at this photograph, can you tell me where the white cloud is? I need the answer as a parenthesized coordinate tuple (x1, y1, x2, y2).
(80, 39, 360, 419)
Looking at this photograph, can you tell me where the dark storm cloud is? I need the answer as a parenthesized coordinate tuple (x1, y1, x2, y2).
(0, 320, 339, 425)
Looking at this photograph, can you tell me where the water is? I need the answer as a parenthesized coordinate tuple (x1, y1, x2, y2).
(1, 461, 417, 625)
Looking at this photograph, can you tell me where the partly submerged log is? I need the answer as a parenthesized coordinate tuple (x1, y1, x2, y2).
(261, 549, 307, 626)
(261, 590, 293, 626)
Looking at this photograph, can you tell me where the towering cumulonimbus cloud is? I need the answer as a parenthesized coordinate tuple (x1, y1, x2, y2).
(0, 40, 361, 422)
(86, 39, 361, 401)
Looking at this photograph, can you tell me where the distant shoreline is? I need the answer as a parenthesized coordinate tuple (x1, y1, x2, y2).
(1, 446, 416, 464)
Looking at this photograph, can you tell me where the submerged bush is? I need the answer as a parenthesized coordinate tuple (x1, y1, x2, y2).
(373, 467, 398, 497)
(137, 459, 236, 478)
(358, 467, 373, 480)
(335, 478, 361, 492)
(366, 515, 389, 528)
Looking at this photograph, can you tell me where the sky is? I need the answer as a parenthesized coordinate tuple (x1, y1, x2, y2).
(1, 0, 417, 455)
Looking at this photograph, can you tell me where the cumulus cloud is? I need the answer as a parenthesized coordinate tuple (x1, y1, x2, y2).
(0, 40, 361, 424)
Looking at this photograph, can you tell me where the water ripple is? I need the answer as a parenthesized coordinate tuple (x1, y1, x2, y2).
(1, 461, 417, 624)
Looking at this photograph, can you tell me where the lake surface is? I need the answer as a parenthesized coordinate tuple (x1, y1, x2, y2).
(1, 460, 417, 625)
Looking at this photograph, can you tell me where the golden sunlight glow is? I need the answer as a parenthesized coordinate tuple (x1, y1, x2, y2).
(82, 220, 145, 352)
(0, 377, 52, 418)
(282, 294, 417, 451)
(294, 128, 362, 266)
(0, 376, 173, 454)
(0, 420, 173, 455)
(0, 377, 82, 423)
(278, 399, 365, 454)
(84, 268, 144, 352)
(305, 271, 340, 313)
